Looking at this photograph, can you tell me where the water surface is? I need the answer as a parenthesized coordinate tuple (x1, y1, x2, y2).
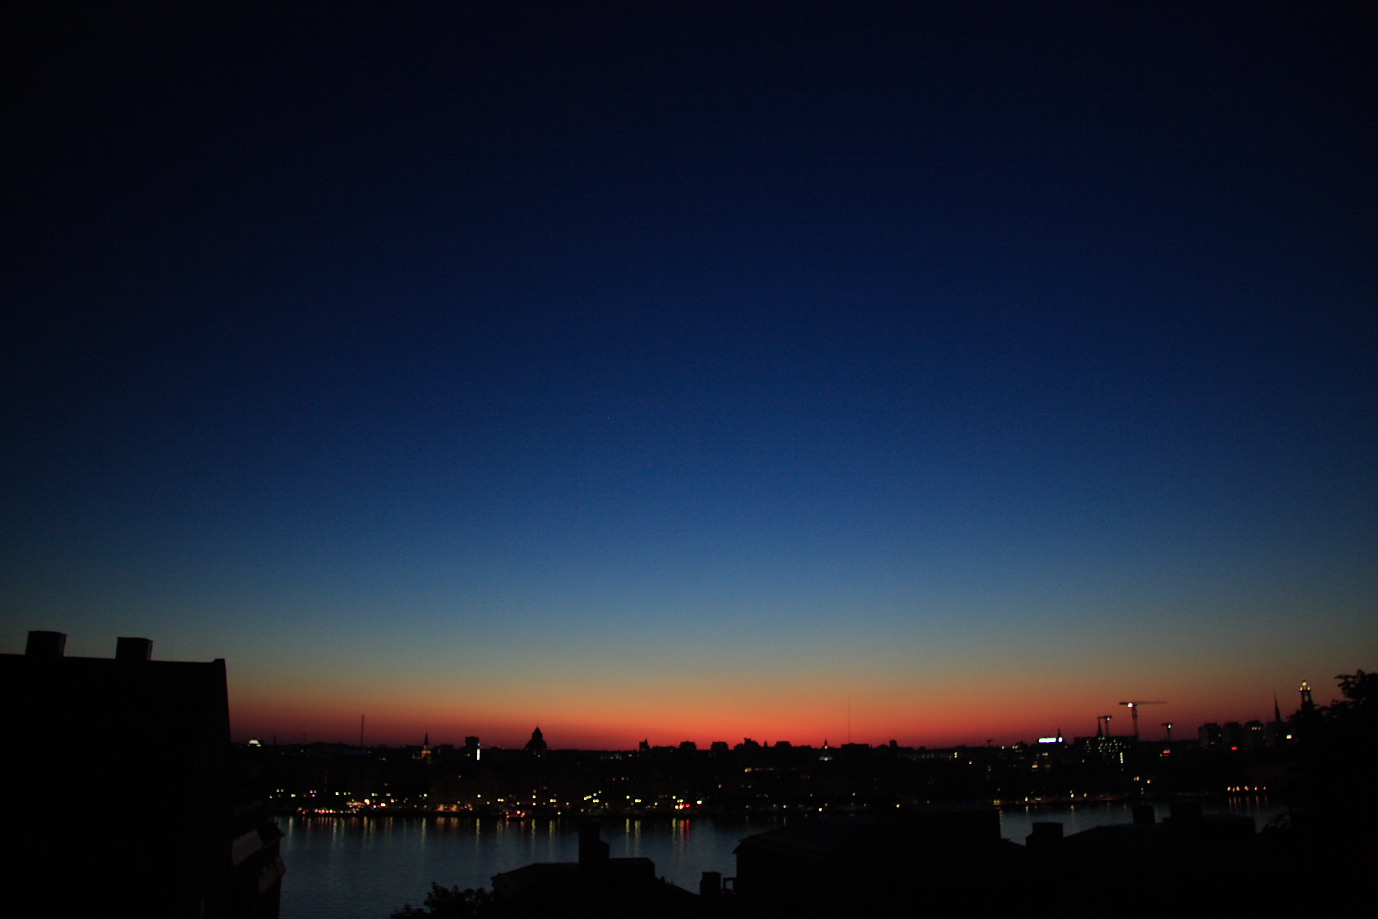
(280, 800, 1284, 918)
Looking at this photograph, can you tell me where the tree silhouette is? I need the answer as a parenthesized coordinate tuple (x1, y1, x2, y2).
(1326, 670, 1377, 728)
(1274, 669, 1378, 909)
(390, 883, 493, 918)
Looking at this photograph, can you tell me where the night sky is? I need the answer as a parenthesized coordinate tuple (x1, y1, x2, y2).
(6, 3, 1376, 748)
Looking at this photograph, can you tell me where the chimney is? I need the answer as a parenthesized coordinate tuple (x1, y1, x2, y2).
(25, 631, 66, 658)
(1026, 821, 1064, 850)
(1168, 799, 1204, 830)
(115, 637, 153, 662)
(578, 819, 609, 868)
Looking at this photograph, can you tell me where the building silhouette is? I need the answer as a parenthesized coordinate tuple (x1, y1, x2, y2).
(525, 726, 548, 758)
(3, 631, 283, 919)
(490, 820, 699, 917)
(732, 806, 1024, 915)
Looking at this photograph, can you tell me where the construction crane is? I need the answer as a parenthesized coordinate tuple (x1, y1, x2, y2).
(1097, 714, 1114, 737)
(1119, 700, 1166, 741)
(1162, 722, 1174, 743)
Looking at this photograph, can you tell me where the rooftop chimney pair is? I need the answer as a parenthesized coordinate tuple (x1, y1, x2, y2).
(24, 631, 152, 661)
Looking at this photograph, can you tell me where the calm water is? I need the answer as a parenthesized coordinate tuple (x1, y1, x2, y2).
(279, 814, 778, 918)
(279, 800, 1285, 919)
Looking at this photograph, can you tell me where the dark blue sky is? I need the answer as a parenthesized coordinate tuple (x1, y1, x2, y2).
(6, 3, 1376, 746)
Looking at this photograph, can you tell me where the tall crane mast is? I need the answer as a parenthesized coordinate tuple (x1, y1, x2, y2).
(1118, 700, 1166, 741)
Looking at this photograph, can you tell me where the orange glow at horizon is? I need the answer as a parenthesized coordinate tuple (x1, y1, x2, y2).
(228, 675, 1336, 750)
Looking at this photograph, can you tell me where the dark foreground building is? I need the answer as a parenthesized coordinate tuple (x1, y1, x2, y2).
(733, 806, 1024, 916)
(490, 820, 702, 917)
(731, 801, 1366, 916)
(3, 630, 283, 919)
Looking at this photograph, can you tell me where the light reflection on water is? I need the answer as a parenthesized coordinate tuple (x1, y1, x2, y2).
(279, 801, 1283, 919)
(280, 815, 771, 919)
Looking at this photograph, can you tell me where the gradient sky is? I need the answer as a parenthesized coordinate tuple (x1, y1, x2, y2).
(6, 3, 1376, 748)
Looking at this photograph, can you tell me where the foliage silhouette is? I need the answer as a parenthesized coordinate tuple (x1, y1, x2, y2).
(390, 882, 493, 918)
